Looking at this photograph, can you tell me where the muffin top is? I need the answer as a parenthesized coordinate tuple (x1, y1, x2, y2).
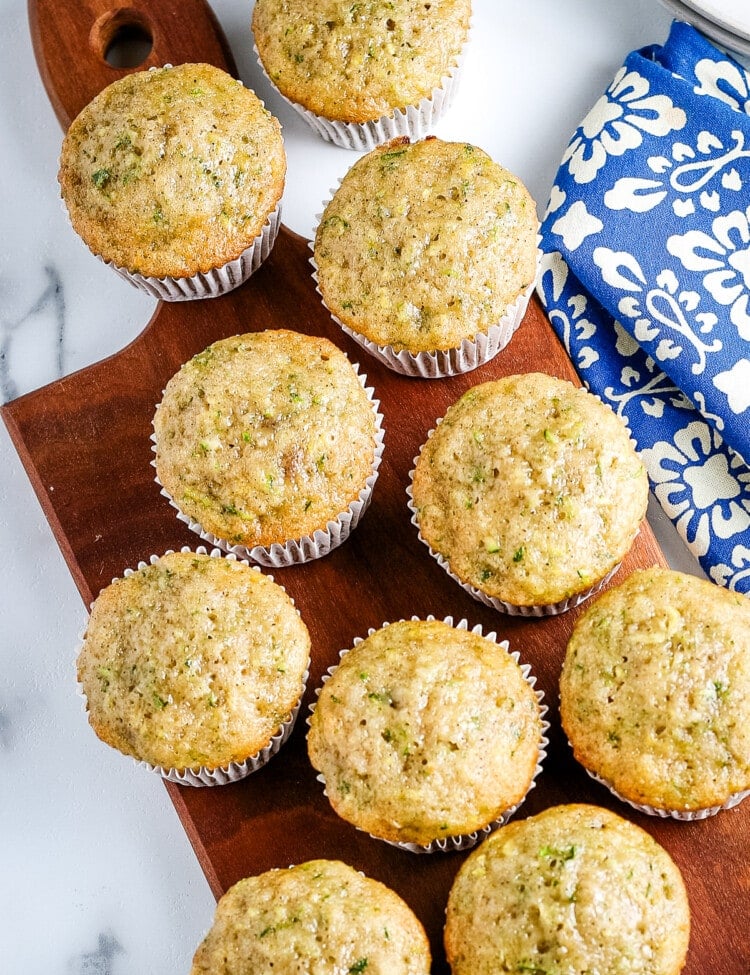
(77, 551, 310, 770)
(252, 0, 471, 123)
(190, 859, 431, 975)
(153, 330, 378, 549)
(411, 373, 649, 606)
(307, 618, 543, 845)
(314, 138, 538, 353)
(560, 566, 750, 812)
(58, 63, 285, 278)
(445, 803, 690, 975)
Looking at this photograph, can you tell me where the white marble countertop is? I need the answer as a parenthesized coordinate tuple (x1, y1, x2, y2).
(2, 1, 709, 971)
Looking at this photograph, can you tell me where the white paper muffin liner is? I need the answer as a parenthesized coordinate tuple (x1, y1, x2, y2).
(75, 546, 309, 787)
(152, 363, 385, 567)
(61, 64, 282, 302)
(104, 202, 282, 301)
(253, 28, 468, 150)
(567, 739, 750, 821)
(310, 239, 541, 378)
(307, 616, 549, 854)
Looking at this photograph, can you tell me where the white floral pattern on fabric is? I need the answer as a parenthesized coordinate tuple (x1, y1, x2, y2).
(561, 67, 688, 185)
(694, 57, 750, 113)
(605, 128, 749, 218)
(640, 421, 750, 557)
(541, 251, 601, 369)
(714, 359, 750, 413)
(605, 353, 688, 421)
(538, 21, 750, 593)
(612, 265, 723, 376)
(668, 208, 750, 339)
(710, 543, 750, 589)
(550, 200, 603, 251)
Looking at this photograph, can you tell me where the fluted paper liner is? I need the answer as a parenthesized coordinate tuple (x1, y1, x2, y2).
(60, 66, 282, 302)
(152, 363, 385, 567)
(407, 439, 622, 616)
(311, 179, 541, 377)
(565, 728, 750, 820)
(104, 203, 281, 302)
(406, 389, 646, 614)
(75, 546, 308, 787)
(307, 616, 549, 854)
(252, 26, 469, 150)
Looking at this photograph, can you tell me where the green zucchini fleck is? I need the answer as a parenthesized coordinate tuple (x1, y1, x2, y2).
(91, 168, 111, 189)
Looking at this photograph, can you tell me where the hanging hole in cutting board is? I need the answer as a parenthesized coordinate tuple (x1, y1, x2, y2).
(104, 23, 153, 68)
(92, 10, 154, 69)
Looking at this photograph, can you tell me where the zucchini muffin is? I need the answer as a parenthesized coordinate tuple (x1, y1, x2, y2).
(445, 804, 690, 975)
(307, 618, 546, 850)
(313, 137, 539, 376)
(58, 63, 285, 300)
(190, 859, 431, 974)
(153, 329, 383, 566)
(76, 549, 310, 785)
(409, 373, 649, 613)
(252, 0, 470, 149)
(560, 567, 750, 817)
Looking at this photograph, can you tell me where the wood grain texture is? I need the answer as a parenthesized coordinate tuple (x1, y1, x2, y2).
(28, 0, 236, 129)
(9, 1, 748, 971)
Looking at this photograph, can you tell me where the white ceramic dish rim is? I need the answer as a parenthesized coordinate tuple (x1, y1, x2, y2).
(679, 0, 750, 42)
(656, 0, 750, 58)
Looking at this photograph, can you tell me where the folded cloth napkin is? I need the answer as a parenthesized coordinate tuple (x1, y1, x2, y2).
(538, 19, 750, 594)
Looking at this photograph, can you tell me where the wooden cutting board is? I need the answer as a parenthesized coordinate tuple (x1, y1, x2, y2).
(8, 1, 747, 970)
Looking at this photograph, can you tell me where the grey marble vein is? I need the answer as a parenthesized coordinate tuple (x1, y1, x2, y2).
(69, 931, 124, 975)
(1, 265, 65, 404)
(0, 709, 13, 751)
(0, 689, 28, 751)
(0, 705, 12, 750)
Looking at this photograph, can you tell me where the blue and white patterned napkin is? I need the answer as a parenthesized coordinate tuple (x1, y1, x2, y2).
(538, 20, 750, 593)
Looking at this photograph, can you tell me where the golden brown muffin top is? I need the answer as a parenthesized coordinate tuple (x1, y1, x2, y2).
(153, 330, 378, 549)
(253, 0, 471, 123)
(561, 566, 750, 811)
(411, 373, 649, 606)
(59, 63, 285, 277)
(191, 859, 431, 974)
(307, 618, 543, 845)
(445, 804, 690, 975)
(77, 551, 310, 770)
(314, 137, 538, 352)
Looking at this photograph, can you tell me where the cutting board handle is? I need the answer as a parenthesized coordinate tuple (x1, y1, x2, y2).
(28, 0, 237, 130)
